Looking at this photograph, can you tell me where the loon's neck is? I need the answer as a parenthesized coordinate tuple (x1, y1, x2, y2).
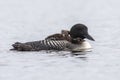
(71, 40, 92, 52)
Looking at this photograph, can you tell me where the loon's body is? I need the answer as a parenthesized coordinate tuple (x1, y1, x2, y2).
(11, 39, 92, 52)
(12, 40, 69, 51)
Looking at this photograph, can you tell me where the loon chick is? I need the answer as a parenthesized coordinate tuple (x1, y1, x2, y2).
(70, 24, 95, 41)
(45, 30, 71, 41)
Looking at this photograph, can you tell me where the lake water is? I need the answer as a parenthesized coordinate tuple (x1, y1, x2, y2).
(0, 0, 120, 80)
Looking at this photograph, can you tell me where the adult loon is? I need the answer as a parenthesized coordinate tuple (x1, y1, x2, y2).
(11, 24, 94, 52)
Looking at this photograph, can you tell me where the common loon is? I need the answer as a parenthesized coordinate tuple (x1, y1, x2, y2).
(11, 24, 94, 52)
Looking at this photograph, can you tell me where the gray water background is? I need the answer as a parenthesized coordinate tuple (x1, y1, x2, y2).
(0, 0, 120, 80)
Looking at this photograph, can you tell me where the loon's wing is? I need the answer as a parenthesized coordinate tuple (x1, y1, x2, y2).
(11, 40, 70, 51)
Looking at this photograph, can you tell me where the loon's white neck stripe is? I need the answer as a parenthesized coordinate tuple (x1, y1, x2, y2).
(71, 41, 92, 52)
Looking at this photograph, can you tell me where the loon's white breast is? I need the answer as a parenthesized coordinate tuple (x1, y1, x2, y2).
(71, 41, 92, 52)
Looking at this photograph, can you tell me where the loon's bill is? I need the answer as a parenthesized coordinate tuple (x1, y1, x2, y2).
(84, 34, 95, 41)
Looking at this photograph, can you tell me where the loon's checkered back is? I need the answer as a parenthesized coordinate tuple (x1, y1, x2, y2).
(12, 40, 70, 51)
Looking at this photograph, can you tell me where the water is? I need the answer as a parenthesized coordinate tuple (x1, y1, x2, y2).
(0, 0, 120, 80)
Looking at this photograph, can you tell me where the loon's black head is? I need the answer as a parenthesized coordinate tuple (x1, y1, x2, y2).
(70, 24, 95, 41)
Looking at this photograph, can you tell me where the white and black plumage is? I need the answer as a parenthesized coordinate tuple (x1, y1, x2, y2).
(11, 40, 92, 52)
(11, 24, 94, 51)
(11, 40, 71, 51)
(11, 30, 73, 51)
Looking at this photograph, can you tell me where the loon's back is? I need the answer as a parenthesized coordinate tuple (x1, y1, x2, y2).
(11, 40, 71, 51)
